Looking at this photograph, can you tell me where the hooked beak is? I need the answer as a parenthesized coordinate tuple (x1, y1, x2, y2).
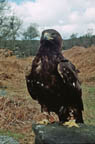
(43, 32, 54, 40)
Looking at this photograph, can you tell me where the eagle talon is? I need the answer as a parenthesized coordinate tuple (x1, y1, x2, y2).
(63, 120, 79, 128)
(37, 119, 50, 125)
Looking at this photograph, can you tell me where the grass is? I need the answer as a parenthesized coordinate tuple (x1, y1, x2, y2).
(82, 84, 95, 125)
(0, 129, 24, 140)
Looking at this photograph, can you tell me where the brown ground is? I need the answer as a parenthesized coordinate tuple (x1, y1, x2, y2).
(63, 46, 95, 85)
(0, 46, 95, 143)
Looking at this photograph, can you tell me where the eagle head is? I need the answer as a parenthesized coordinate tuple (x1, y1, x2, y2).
(40, 29, 63, 52)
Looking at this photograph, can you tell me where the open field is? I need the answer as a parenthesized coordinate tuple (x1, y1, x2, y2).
(0, 46, 95, 143)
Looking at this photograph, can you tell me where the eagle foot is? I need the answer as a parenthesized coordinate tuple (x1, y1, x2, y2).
(63, 120, 79, 128)
(36, 119, 50, 125)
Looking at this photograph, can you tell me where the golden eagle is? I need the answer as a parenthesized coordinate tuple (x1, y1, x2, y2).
(25, 29, 84, 127)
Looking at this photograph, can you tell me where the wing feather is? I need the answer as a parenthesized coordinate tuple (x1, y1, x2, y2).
(57, 59, 81, 90)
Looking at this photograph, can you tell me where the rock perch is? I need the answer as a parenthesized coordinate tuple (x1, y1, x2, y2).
(32, 123, 95, 144)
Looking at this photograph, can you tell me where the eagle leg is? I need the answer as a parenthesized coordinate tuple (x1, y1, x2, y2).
(61, 107, 80, 128)
(36, 105, 56, 125)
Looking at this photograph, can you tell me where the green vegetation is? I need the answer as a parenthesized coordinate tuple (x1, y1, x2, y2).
(0, 129, 24, 140)
(82, 85, 95, 125)
(0, 40, 40, 57)
(63, 35, 95, 50)
(1, 34, 95, 57)
(22, 23, 39, 40)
